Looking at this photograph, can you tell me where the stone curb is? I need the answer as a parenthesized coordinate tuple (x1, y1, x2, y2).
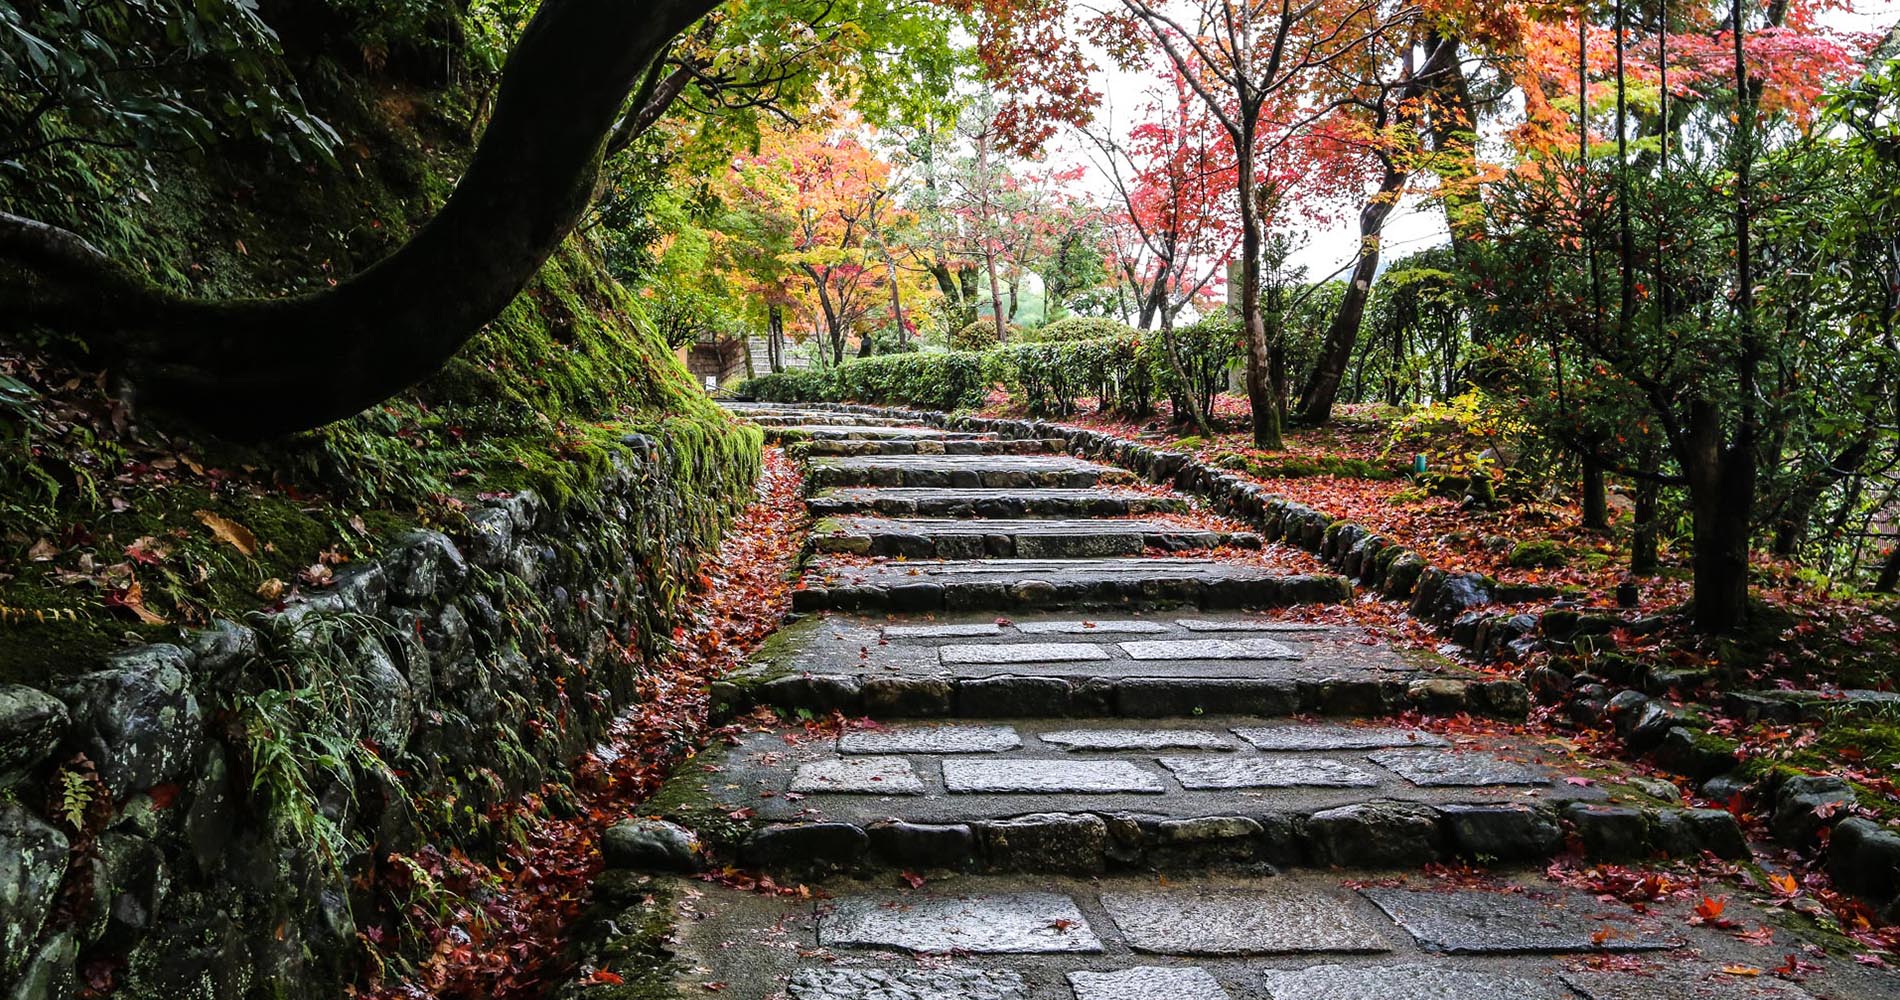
(716, 799, 1748, 878)
(711, 672, 1529, 723)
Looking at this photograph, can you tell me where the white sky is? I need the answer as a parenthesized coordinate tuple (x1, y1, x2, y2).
(1048, 0, 1900, 282)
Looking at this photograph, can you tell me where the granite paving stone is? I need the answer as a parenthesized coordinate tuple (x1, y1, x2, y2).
(787, 967, 1029, 1000)
(1159, 756, 1381, 789)
(1120, 639, 1302, 661)
(942, 759, 1166, 794)
(1068, 967, 1232, 1000)
(838, 725, 1022, 755)
(817, 892, 1104, 953)
(940, 643, 1112, 665)
(1233, 725, 1449, 751)
(1562, 969, 1820, 1000)
(1040, 729, 1233, 752)
(1258, 963, 1573, 1000)
(807, 487, 1189, 519)
(1176, 619, 1336, 633)
(1015, 620, 1172, 635)
(1367, 749, 1551, 787)
(1359, 887, 1682, 953)
(885, 623, 1004, 639)
(791, 757, 926, 795)
(1099, 889, 1393, 954)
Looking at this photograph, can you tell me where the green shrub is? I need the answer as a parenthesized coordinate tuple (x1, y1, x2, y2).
(739, 352, 989, 411)
(952, 317, 1016, 351)
(1149, 316, 1241, 422)
(992, 335, 1153, 418)
(1508, 539, 1569, 569)
(1030, 316, 1139, 343)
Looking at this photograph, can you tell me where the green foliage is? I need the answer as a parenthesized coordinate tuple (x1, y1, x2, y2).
(951, 318, 1013, 351)
(742, 351, 989, 411)
(1029, 316, 1138, 343)
(1152, 316, 1242, 423)
(991, 335, 1153, 418)
(1508, 539, 1570, 569)
(0, 0, 340, 176)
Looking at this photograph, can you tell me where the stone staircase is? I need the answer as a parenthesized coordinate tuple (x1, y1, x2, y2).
(587, 403, 1897, 1000)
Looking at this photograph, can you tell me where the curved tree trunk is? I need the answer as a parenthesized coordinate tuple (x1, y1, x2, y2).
(1, 0, 720, 440)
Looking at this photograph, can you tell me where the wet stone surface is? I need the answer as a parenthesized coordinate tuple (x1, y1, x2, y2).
(1039, 728, 1233, 752)
(1068, 967, 1232, 1000)
(1258, 963, 1572, 1000)
(1120, 638, 1302, 661)
(1176, 619, 1337, 633)
(1360, 887, 1681, 953)
(791, 756, 925, 795)
(1367, 749, 1551, 787)
(838, 725, 1022, 755)
(884, 623, 1003, 639)
(786, 967, 1029, 1000)
(1160, 756, 1381, 789)
(943, 759, 1166, 794)
(1016, 620, 1172, 635)
(1562, 969, 1820, 1000)
(1100, 889, 1394, 954)
(1233, 725, 1449, 751)
(817, 892, 1104, 953)
(940, 643, 1112, 665)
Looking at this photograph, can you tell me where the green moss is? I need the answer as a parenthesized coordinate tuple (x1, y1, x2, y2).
(1213, 450, 1401, 480)
(1508, 539, 1570, 569)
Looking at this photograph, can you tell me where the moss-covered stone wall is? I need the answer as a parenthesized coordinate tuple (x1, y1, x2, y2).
(1, 422, 760, 997)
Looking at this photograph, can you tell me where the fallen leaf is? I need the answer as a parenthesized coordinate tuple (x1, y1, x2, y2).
(27, 538, 58, 562)
(195, 510, 259, 557)
(589, 971, 624, 985)
(255, 578, 287, 601)
(1719, 965, 1762, 977)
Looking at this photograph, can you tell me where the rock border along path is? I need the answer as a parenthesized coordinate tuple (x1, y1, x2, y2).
(590, 404, 1899, 1000)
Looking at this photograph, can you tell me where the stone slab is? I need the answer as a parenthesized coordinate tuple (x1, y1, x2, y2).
(942, 759, 1165, 794)
(791, 757, 925, 795)
(787, 967, 1027, 1000)
(885, 623, 1003, 639)
(1176, 619, 1335, 633)
(807, 488, 1189, 519)
(1040, 729, 1233, 752)
(1562, 970, 1820, 1000)
(1359, 887, 1682, 953)
(1099, 889, 1393, 954)
(940, 643, 1111, 665)
(817, 892, 1103, 953)
(1016, 620, 1172, 635)
(838, 725, 1022, 755)
(1367, 749, 1550, 787)
(1259, 964, 1572, 1000)
(1234, 725, 1450, 751)
(1120, 639, 1302, 661)
(1160, 756, 1380, 789)
(1069, 967, 1232, 1000)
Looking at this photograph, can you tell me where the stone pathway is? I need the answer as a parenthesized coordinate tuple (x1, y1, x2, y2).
(607, 404, 1900, 1000)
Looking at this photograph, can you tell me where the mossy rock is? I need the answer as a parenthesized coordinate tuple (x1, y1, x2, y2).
(1508, 539, 1570, 569)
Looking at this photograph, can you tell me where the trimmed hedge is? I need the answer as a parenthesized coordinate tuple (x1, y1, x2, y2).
(742, 352, 990, 411)
(741, 319, 1241, 422)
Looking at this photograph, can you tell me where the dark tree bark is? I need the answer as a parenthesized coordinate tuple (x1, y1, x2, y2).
(0, 0, 720, 440)
(1581, 456, 1610, 530)
(1296, 162, 1402, 424)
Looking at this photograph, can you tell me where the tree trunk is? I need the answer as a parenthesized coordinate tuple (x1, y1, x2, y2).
(1235, 140, 1281, 449)
(1297, 163, 1403, 424)
(1684, 401, 1754, 632)
(1, 0, 721, 440)
(767, 304, 784, 373)
(1581, 454, 1610, 530)
(1875, 542, 1900, 593)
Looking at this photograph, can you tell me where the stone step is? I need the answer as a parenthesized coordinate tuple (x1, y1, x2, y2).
(794, 437, 1069, 457)
(653, 714, 1742, 879)
(631, 868, 1859, 1000)
(809, 487, 1190, 520)
(767, 423, 993, 441)
(810, 517, 1262, 559)
(807, 455, 1136, 490)
(744, 412, 922, 427)
(714, 613, 1525, 720)
(791, 558, 1351, 614)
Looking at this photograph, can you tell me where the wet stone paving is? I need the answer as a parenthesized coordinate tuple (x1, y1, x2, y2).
(630, 404, 1900, 1000)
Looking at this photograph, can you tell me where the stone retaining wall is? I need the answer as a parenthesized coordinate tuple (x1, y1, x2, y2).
(0, 428, 760, 998)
